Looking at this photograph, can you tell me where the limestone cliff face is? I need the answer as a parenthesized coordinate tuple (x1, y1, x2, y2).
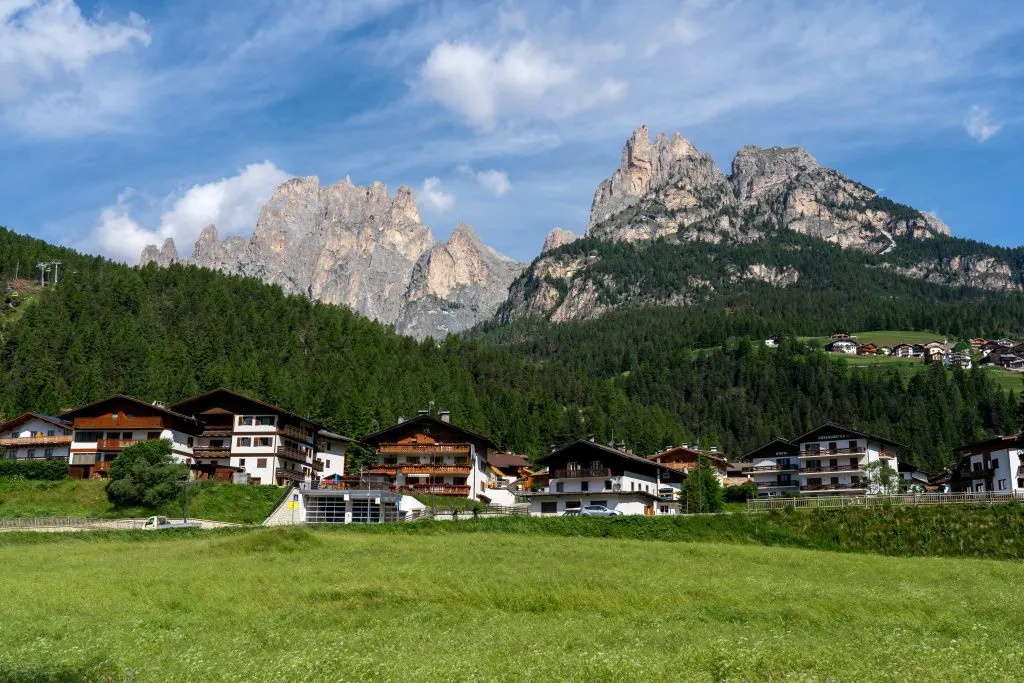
(140, 238, 179, 267)
(141, 178, 523, 339)
(541, 227, 582, 253)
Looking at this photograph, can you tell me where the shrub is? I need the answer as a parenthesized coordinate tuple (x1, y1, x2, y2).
(0, 459, 68, 480)
(724, 481, 759, 503)
(106, 440, 187, 509)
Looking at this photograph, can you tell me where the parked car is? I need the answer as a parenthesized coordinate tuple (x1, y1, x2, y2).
(579, 504, 621, 517)
(143, 515, 201, 530)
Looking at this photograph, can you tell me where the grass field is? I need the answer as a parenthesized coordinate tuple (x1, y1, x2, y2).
(1, 525, 1023, 682)
(802, 329, 945, 349)
(0, 478, 283, 523)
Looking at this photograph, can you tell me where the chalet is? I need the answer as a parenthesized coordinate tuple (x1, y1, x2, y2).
(829, 330, 852, 340)
(897, 461, 930, 490)
(61, 395, 201, 480)
(983, 339, 1015, 357)
(969, 338, 988, 351)
(856, 343, 878, 356)
(171, 388, 327, 486)
(951, 433, 1024, 494)
(826, 339, 857, 355)
(648, 445, 729, 482)
(764, 336, 781, 348)
(942, 353, 973, 370)
(485, 452, 532, 505)
(0, 413, 73, 461)
(361, 410, 496, 501)
(924, 347, 945, 364)
(523, 440, 684, 516)
(911, 344, 926, 358)
(981, 352, 1024, 372)
(740, 438, 799, 497)
(792, 423, 901, 495)
(893, 344, 914, 358)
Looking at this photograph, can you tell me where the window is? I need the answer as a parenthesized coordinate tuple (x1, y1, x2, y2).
(806, 443, 820, 453)
(239, 459, 246, 467)
(237, 437, 251, 447)
(829, 458, 838, 467)
(71, 453, 95, 464)
(828, 442, 837, 452)
(239, 416, 254, 426)
(147, 432, 160, 440)
(998, 479, 1007, 490)
(973, 462, 982, 472)
(540, 502, 557, 514)
(187, 437, 194, 447)
(253, 437, 272, 447)
(566, 461, 579, 472)
(106, 432, 120, 439)
(210, 439, 224, 448)
(384, 457, 398, 465)
(630, 482, 635, 491)
(257, 416, 275, 426)
(46, 429, 55, 437)
(74, 432, 102, 442)
(1018, 478, 1024, 489)
(121, 432, 133, 440)
(604, 480, 613, 490)
(581, 481, 589, 492)
(256, 458, 267, 468)
(849, 441, 857, 451)
(555, 482, 564, 492)
(565, 501, 581, 509)
(44, 449, 53, 458)
(325, 460, 331, 468)
(590, 460, 602, 471)
(26, 449, 35, 458)
(992, 459, 999, 469)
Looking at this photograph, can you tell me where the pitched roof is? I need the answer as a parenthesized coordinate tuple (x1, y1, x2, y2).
(957, 433, 1024, 452)
(361, 413, 500, 451)
(488, 452, 531, 469)
(171, 388, 321, 429)
(537, 439, 682, 477)
(318, 429, 352, 442)
(792, 422, 904, 449)
(60, 394, 199, 424)
(0, 412, 71, 433)
(740, 437, 796, 461)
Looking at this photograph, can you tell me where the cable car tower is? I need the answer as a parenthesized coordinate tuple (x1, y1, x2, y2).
(37, 261, 61, 287)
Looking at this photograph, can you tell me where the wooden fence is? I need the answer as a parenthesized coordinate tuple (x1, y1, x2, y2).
(747, 491, 1024, 512)
(0, 516, 147, 530)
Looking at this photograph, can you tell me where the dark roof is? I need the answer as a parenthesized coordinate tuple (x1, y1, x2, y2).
(171, 388, 321, 429)
(537, 440, 682, 478)
(488, 452, 531, 469)
(740, 437, 796, 461)
(318, 429, 352, 442)
(361, 413, 500, 451)
(0, 412, 71, 432)
(60, 394, 199, 424)
(957, 433, 1024, 452)
(792, 422, 904, 449)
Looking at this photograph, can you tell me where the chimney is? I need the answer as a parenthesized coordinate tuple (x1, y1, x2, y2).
(397, 416, 405, 425)
(439, 410, 451, 423)
(417, 409, 429, 416)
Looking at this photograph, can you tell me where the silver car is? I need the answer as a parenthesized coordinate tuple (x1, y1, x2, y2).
(579, 504, 621, 517)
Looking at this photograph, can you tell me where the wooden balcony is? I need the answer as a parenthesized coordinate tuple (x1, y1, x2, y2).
(757, 481, 799, 488)
(193, 446, 231, 458)
(398, 484, 471, 496)
(377, 443, 472, 456)
(800, 464, 863, 473)
(551, 467, 611, 479)
(73, 417, 165, 429)
(280, 424, 315, 443)
(277, 444, 314, 464)
(0, 435, 72, 446)
(969, 467, 997, 479)
(799, 447, 866, 457)
(97, 438, 139, 451)
(367, 464, 471, 476)
(275, 467, 306, 483)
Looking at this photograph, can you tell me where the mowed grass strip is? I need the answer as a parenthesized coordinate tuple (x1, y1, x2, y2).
(2, 527, 1024, 682)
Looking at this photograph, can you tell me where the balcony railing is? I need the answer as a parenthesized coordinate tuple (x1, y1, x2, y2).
(800, 464, 864, 473)
(280, 424, 315, 442)
(799, 448, 867, 457)
(97, 438, 138, 451)
(377, 443, 472, 455)
(277, 444, 314, 464)
(193, 445, 231, 457)
(0, 435, 72, 446)
(73, 417, 165, 429)
(969, 467, 997, 479)
(275, 467, 306, 482)
(551, 468, 612, 479)
(398, 484, 471, 496)
(800, 483, 866, 492)
(743, 464, 798, 472)
(757, 481, 798, 488)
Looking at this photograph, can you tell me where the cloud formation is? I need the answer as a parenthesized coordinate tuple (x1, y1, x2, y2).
(475, 169, 511, 197)
(964, 105, 1001, 143)
(420, 176, 454, 211)
(89, 161, 290, 262)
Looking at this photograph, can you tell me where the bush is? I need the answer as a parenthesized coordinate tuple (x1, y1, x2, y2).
(680, 459, 724, 513)
(0, 459, 69, 480)
(106, 440, 187, 509)
(724, 481, 759, 503)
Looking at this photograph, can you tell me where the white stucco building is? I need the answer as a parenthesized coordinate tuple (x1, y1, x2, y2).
(0, 413, 73, 462)
(954, 433, 1024, 494)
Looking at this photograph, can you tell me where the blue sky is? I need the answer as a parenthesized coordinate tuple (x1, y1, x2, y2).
(1, 0, 1023, 264)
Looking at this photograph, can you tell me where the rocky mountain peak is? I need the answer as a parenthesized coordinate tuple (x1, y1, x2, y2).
(139, 238, 178, 267)
(542, 227, 582, 253)
(730, 145, 819, 201)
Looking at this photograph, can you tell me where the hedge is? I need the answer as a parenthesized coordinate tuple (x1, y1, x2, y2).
(0, 459, 69, 480)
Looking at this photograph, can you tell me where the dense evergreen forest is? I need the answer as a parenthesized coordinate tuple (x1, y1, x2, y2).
(1, 227, 1021, 472)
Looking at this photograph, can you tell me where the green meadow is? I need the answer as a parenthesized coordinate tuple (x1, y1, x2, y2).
(3, 515, 1024, 681)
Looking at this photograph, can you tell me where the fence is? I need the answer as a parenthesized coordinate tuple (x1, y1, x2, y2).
(0, 516, 147, 530)
(747, 491, 1024, 512)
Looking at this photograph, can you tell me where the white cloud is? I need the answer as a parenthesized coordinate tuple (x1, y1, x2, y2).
(964, 105, 1001, 143)
(88, 161, 290, 262)
(475, 169, 511, 197)
(421, 176, 454, 211)
(421, 40, 584, 129)
(0, 0, 150, 98)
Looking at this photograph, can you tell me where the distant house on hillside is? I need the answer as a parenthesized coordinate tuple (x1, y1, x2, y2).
(0, 413, 73, 462)
(969, 338, 988, 351)
(911, 344, 926, 358)
(826, 339, 857, 354)
(984, 339, 1015, 357)
(981, 352, 1024, 372)
(856, 343, 878, 356)
(893, 344, 914, 358)
(878, 346, 892, 356)
(830, 330, 852, 340)
(924, 347, 945, 364)
(764, 335, 781, 348)
(942, 353, 973, 370)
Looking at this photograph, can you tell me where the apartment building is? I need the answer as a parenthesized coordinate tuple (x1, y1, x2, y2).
(0, 413, 73, 461)
(61, 395, 201, 479)
(171, 388, 324, 486)
(524, 440, 684, 516)
(361, 410, 496, 501)
(318, 430, 350, 479)
(740, 425, 902, 496)
(951, 433, 1023, 494)
(740, 438, 800, 497)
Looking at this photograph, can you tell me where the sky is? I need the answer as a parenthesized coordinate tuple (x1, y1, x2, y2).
(1, 0, 1023, 264)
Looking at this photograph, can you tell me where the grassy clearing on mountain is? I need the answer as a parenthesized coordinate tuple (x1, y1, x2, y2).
(1, 526, 1022, 682)
(0, 478, 281, 523)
